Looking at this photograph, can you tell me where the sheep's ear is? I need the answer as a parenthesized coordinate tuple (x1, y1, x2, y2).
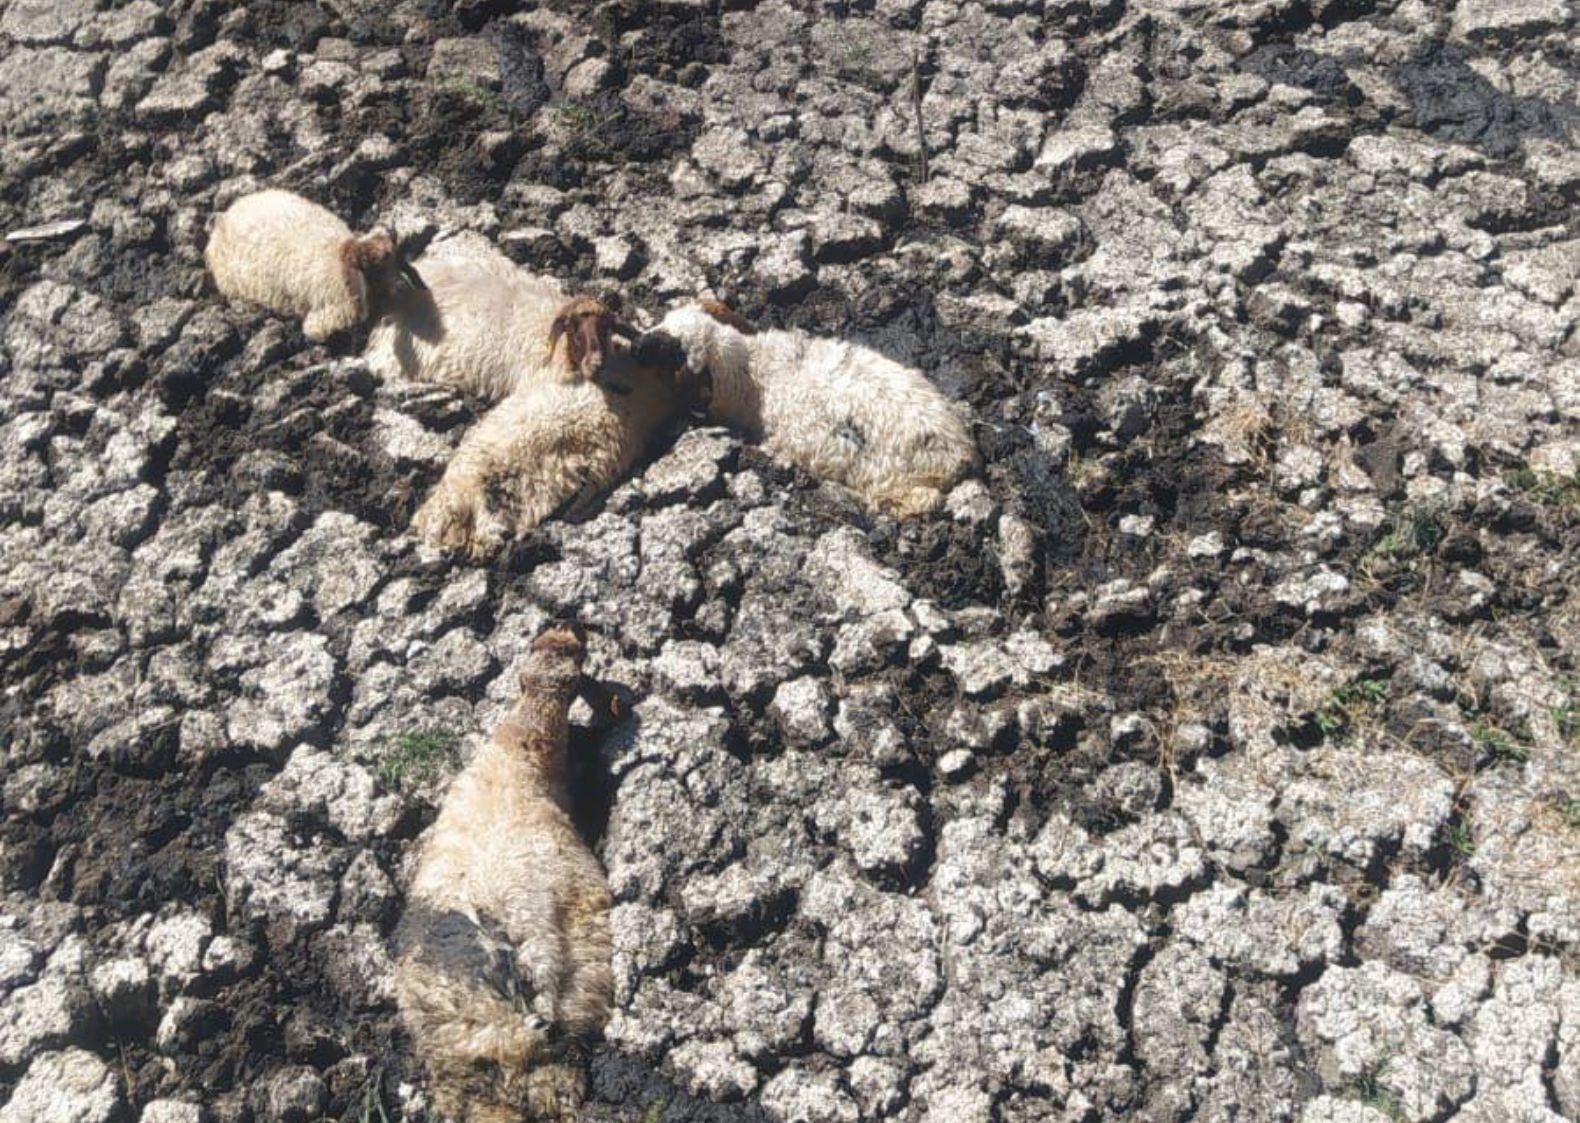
(698, 298, 757, 335)
(579, 679, 625, 723)
(547, 312, 569, 360)
(396, 259, 427, 292)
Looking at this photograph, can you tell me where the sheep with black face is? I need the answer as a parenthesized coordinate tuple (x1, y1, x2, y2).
(641, 300, 980, 517)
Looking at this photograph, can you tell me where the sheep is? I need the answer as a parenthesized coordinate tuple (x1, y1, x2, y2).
(391, 623, 613, 1123)
(205, 189, 422, 342)
(410, 325, 691, 558)
(365, 233, 635, 400)
(641, 300, 980, 517)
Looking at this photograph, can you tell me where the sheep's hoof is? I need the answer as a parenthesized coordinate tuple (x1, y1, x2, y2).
(464, 514, 507, 561)
(412, 490, 480, 556)
(877, 486, 946, 520)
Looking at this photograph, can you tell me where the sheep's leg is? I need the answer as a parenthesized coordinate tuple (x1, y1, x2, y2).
(412, 465, 488, 554)
(560, 478, 605, 519)
(874, 483, 946, 519)
(505, 449, 608, 535)
(413, 394, 537, 555)
(555, 881, 614, 1037)
(302, 298, 361, 343)
(538, 438, 633, 529)
(464, 508, 507, 561)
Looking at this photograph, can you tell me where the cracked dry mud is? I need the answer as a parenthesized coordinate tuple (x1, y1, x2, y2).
(3, 1, 1580, 1122)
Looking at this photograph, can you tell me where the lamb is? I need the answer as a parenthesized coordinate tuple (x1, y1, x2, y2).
(410, 326, 690, 558)
(392, 624, 613, 1123)
(205, 189, 421, 342)
(365, 233, 635, 400)
(641, 300, 980, 517)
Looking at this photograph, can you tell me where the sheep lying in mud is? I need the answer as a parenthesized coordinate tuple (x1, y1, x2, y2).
(410, 323, 690, 558)
(365, 233, 635, 399)
(640, 300, 980, 517)
(205, 189, 422, 342)
(392, 624, 613, 1123)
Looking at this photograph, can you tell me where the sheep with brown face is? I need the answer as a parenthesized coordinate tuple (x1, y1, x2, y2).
(364, 233, 635, 401)
(640, 300, 980, 517)
(391, 624, 613, 1123)
(410, 314, 691, 558)
(205, 189, 421, 342)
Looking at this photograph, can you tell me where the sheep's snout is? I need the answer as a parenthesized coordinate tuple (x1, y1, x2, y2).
(634, 329, 708, 414)
(632, 329, 687, 374)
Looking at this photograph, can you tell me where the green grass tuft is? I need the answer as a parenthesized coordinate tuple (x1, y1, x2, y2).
(378, 728, 460, 789)
(1373, 500, 1446, 559)
(1314, 677, 1388, 740)
(440, 76, 499, 109)
(1448, 820, 1476, 858)
(1471, 722, 1527, 765)
(1504, 466, 1580, 508)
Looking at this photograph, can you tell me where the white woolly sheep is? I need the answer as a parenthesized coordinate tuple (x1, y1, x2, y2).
(365, 233, 634, 399)
(205, 189, 420, 341)
(644, 300, 980, 517)
(410, 325, 691, 558)
(392, 624, 613, 1123)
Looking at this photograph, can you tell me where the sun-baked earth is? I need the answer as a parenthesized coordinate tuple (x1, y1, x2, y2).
(3, 1, 1580, 1122)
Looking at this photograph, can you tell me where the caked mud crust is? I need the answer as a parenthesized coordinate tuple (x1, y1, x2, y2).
(3, 2, 1580, 1122)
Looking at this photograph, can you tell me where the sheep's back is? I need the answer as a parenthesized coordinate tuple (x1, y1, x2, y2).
(367, 242, 566, 400)
(758, 332, 976, 497)
(206, 191, 352, 315)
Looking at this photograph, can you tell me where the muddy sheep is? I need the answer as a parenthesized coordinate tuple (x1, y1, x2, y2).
(392, 624, 614, 1123)
(410, 319, 690, 558)
(365, 233, 635, 399)
(642, 300, 980, 517)
(205, 188, 421, 342)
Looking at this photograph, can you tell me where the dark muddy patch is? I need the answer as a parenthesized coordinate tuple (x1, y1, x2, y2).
(593, 0, 730, 82)
(586, 1051, 776, 1122)
(171, 351, 423, 533)
(876, 517, 1008, 610)
(1393, 44, 1576, 159)
(1239, 45, 1365, 111)
(555, 90, 699, 168)
(491, 21, 553, 117)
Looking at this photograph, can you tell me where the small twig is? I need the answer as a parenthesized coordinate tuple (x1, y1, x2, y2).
(911, 48, 929, 185)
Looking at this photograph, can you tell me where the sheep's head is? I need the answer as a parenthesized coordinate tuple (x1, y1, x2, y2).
(622, 328, 699, 412)
(522, 622, 586, 695)
(548, 297, 638, 380)
(343, 229, 427, 318)
(636, 300, 756, 407)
